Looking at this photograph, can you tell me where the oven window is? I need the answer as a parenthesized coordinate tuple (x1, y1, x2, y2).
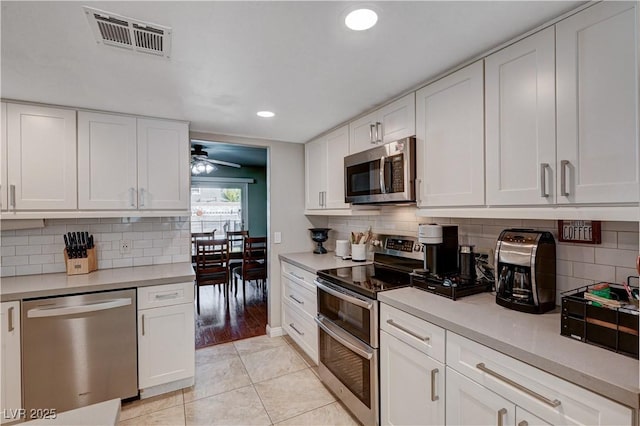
(318, 290, 371, 345)
(319, 329, 371, 409)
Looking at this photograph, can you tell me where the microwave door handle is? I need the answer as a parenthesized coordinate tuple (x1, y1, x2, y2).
(379, 156, 386, 194)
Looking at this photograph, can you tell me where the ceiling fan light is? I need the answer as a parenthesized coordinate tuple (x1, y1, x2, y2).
(191, 164, 200, 175)
(205, 164, 215, 173)
(196, 162, 206, 173)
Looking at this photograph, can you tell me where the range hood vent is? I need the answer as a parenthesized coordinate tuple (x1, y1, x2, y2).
(84, 6, 172, 59)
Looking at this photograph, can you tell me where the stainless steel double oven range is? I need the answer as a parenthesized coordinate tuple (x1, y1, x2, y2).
(314, 235, 424, 426)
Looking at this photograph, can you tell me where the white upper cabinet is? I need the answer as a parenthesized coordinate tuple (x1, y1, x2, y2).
(7, 104, 77, 210)
(485, 26, 556, 206)
(556, 1, 638, 204)
(78, 112, 137, 210)
(137, 118, 190, 210)
(1, 103, 7, 211)
(416, 61, 485, 207)
(305, 124, 349, 210)
(349, 93, 415, 154)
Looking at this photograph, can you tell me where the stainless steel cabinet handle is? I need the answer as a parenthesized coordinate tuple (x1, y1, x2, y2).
(318, 192, 322, 207)
(518, 421, 529, 426)
(379, 157, 386, 194)
(476, 363, 561, 407)
(376, 122, 382, 143)
(141, 314, 145, 336)
(155, 292, 180, 300)
(289, 323, 304, 336)
(289, 294, 304, 305)
(369, 124, 376, 144)
(10, 184, 15, 210)
(540, 163, 549, 198)
(386, 319, 430, 342)
(139, 188, 146, 207)
(560, 160, 570, 197)
(430, 368, 439, 401)
(129, 188, 136, 207)
(323, 191, 326, 207)
(497, 408, 507, 426)
(8, 306, 14, 332)
(416, 179, 422, 205)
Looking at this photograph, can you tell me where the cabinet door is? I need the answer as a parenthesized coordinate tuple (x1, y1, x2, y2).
(380, 331, 444, 426)
(324, 125, 350, 209)
(7, 104, 77, 210)
(516, 407, 552, 426)
(78, 112, 137, 210)
(446, 367, 515, 426)
(1, 301, 21, 424)
(138, 303, 195, 389)
(304, 137, 327, 209)
(349, 110, 378, 154)
(1, 103, 7, 211)
(485, 27, 556, 205)
(556, 2, 638, 204)
(416, 61, 485, 207)
(379, 93, 415, 144)
(137, 118, 190, 210)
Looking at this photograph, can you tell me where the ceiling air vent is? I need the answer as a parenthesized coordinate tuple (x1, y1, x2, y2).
(84, 6, 172, 59)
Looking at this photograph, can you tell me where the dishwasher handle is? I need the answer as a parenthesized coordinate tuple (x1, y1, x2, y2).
(27, 298, 132, 318)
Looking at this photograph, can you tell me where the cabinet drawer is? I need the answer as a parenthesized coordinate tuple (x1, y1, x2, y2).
(282, 299, 318, 364)
(380, 303, 445, 363)
(281, 261, 317, 293)
(446, 332, 633, 425)
(283, 275, 317, 318)
(138, 282, 194, 310)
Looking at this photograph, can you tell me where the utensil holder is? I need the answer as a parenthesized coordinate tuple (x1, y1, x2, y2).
(64, 247, 97, 276)
(351, 244, 367, 262)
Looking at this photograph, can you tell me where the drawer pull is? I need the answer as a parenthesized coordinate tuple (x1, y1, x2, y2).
(497, 408, 507, 426)
(476, 363, 561, 408)
(386, 319, 429, 342)
(155, 292, 180, 300)
(289, 323, 304, 336)
(290, 272, 305, 281)
(289, 294, 304, 305)
(430, 368, 439, 401)
(518, 422, 528, 426)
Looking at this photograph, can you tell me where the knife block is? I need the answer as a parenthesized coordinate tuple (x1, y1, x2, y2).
(64, 247, 97, 276)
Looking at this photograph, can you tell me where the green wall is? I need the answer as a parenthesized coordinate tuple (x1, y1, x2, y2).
(196, 165, 267, 237)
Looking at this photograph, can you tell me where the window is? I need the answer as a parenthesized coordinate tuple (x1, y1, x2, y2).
(191, 179, 248, 238)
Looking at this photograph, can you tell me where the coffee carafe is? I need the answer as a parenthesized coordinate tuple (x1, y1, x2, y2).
(495, 229, 556, 314)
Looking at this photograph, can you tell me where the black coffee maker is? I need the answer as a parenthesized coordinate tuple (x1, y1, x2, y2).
(495, 229, 556, 314)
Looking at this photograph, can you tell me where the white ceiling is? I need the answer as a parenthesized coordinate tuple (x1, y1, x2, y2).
(2, 1, 583, 143)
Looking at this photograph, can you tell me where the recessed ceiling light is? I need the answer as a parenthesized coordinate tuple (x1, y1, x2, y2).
(257, 111, 275, 118)
(345, 8, 378, 31)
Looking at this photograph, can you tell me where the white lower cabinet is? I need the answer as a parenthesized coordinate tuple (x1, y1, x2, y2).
(281, 261, 318, 363)
(137, 283, 195, 393)
(0, 301, 21, 424)
(380, 304, 445, 426)
(446, 332, 633, 426)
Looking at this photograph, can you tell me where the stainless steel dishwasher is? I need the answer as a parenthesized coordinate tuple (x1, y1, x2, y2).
(22, 289, 138, 415)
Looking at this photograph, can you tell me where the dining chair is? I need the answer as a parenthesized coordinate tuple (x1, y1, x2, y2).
(232, 236, 267, 298)
(195, 238, 228, 315)
(226, 230, 249, 290)
(191, 231, 216, 265)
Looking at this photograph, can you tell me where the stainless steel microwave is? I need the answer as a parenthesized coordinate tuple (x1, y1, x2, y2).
(344, 137, 416, 204)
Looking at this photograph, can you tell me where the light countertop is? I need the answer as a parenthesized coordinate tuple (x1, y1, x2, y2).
(379, 287, 640, 409)
(0, 262, 195, 301)
(279, 251, 372, 273)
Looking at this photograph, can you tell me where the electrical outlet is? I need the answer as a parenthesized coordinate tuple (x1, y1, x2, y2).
(120, 240, 131, 255)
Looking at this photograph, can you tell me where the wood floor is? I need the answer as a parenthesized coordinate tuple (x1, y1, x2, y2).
(194, 280, 268, 349)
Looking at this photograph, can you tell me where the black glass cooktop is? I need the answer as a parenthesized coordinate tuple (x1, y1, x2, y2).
(317, 262, 415, 299)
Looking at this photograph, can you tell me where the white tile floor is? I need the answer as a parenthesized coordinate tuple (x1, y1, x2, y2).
(119, 335, 360, 425)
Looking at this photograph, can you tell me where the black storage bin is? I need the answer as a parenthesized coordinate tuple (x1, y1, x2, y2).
(560, 279, 639, 359)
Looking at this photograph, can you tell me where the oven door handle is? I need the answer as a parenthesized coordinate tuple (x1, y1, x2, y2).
(315, 316, 374, 360)
(315, 280, 373, 310)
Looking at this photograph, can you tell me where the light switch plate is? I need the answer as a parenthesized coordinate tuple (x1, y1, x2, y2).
(274, 232, 282, 244)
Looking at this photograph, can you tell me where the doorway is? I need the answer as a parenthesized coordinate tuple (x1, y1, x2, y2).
(189, 141, 269, 349)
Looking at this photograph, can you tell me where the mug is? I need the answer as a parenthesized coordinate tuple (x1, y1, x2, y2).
(351, 243, 367, 262)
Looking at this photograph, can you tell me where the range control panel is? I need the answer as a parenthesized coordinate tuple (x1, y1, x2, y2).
(374, 235, 424, 261)
(385, 238, 414, 253)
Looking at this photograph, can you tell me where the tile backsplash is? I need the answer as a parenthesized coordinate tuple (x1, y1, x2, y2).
(1, 217, 191, 277)
(327, 208, 639, 304)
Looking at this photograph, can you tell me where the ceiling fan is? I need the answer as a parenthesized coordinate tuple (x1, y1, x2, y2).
(191, 144, 241, 174)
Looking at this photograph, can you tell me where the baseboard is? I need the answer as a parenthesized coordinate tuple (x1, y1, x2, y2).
(139, 376, 194, 399)
(266, 325, 285, 337)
